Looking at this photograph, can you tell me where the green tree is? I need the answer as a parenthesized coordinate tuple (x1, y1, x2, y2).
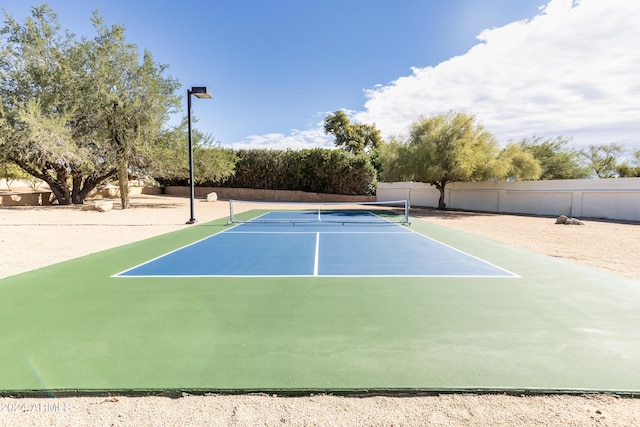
(581, 143, 624, 178)
(381, 112, 540, 209)
(1, 6, 91, 204)
(616, 149, 640, 177)
(517, 136, 590, 180)
(148, 117, 236, 185)
(496, 143, 542, 181)
(398, 112, 499, 209)
(377, 136, 413, 182)
(84, 13, 180, 208)
(323, 110, 382, 155)
(0, 161, 30, 190)
(0, 5, 180, 206)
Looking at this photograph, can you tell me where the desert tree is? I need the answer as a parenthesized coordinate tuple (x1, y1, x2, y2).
(0, 5, 180, 206)
(616, 149, 640, 177)
(380, 111, 540, 209)
(323, 110, 382, 155)
(517, 136, 590, 180)
(496, 143, 542, 181)
(0, 161, 31, 190)
(82, 13, 181, 208)
(581, 143, 624, 178)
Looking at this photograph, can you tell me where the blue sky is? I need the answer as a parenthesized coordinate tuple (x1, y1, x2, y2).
(2, 0, 639, 153)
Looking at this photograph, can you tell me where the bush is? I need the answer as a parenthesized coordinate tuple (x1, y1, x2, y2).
(155, 148, 377, 195)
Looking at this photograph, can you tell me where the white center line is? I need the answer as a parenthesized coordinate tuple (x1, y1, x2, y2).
(314, 232, 320, 276)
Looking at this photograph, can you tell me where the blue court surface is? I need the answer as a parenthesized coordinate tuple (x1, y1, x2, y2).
(116, 211, 517, 278)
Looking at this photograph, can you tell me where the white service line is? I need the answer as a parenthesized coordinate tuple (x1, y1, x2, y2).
(314, 232, 320, 276)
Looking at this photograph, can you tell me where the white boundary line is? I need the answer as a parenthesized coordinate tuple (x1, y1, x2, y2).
(114, 274, 519, 278)
(113, 209, 519, 279)
(314, 233, 320, 276)
(111, 222, 244, 277)
(113, 211, 278, 277)
(400, 224, 521, 278)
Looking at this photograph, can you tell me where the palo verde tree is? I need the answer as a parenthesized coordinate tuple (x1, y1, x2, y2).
(580, 143, 625, 178)
(496, 143, 542, 181)
(0, 5, 180, 206)
(617, 149, 640, 177)
(381, 111, 540, 209)
(517, 136, 590, 180)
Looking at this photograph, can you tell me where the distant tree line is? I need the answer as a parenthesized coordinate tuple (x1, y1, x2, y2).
(2, 5, 639, 208)
(154, 111, 640, 205)
(375, 112, 640, 209)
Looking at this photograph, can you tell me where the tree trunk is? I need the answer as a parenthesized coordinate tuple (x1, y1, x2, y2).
(42, 170, 72, 205)
(71, 172, 84, 204)
(12, 159, 118, 205)
(48, 179, 71, 205)
(433, 181, 447, 210)
(23, 163, 72, 205)
(117, 157, 129, 209)
(112, 100, 130, 210)
(77, 168, 118, 204)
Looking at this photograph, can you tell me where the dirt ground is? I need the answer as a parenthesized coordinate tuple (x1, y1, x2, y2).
(1, 193, 639, 426)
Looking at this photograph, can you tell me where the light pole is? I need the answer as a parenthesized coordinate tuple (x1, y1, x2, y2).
(186, 86, 212, 224)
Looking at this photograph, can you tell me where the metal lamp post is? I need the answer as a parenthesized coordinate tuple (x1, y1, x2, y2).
(186, 86, 212, 224)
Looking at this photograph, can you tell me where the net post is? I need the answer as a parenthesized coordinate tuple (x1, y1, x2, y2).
(228, 199, 236, 223)
(402, 199, 411, 225)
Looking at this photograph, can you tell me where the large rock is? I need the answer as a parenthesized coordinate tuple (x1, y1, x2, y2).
(206, 192, 218, 202)
(82, 200, 114, 212)
(555, 215, 584, 225)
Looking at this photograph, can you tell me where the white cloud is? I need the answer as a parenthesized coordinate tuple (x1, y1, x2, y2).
(227, 126, 334, 151)
(355, 0, 640, 150)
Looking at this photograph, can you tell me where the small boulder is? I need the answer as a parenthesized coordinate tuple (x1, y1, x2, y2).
(556, 215, 584, 225)
(555, 215, 568, 224)
(206, 192, 218, 202)
(82, 200, 113, 212)
(565, 217, 584, 225)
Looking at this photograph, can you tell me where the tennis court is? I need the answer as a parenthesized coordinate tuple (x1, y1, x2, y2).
(1, 200, 640, 395)
(116, 204, 517, 278)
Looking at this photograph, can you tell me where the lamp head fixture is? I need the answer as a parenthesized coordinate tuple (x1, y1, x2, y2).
(190, 86, 212, 99)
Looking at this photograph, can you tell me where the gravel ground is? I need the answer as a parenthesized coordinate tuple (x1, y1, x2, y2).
(1, 193, 639, 426)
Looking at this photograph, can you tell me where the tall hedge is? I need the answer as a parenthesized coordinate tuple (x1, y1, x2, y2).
(221, 148, 376, 195)
(156, 148, 377, 195)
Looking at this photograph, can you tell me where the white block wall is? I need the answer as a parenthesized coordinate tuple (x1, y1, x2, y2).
(377, 178, 640, 222)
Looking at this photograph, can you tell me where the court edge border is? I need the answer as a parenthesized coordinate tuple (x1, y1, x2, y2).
(2, 387, 638, 398)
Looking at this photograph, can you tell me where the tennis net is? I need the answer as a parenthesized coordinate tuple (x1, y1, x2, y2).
(228, 199, 410, 224)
